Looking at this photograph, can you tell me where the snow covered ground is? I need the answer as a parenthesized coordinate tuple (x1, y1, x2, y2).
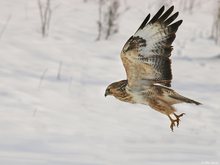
(0, 0, 219, 164)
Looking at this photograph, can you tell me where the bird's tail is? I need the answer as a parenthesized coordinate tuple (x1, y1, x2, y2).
(170, 95, 202, 105)
(181, 97, 201, 105)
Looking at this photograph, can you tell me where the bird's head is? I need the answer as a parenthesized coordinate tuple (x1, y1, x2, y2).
(104, 84, 114, 97)
(105, 80, 128, 97)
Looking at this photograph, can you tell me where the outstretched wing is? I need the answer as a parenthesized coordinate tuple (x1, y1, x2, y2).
(121, 6, 182, 88)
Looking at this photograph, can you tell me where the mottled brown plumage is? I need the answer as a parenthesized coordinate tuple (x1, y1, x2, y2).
(105, 6, 201, 131)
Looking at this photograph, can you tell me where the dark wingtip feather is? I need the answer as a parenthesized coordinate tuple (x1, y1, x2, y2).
(168, 20, 183, 33)
(149, 6, 165, 23)
(137, 14, 151, 30)
(161, 5, 165, 11)
(170, 5, 174, 9)
(159, 6, 174, 22)
(164, 12, 179, 25)
(178, 20, 183, 25)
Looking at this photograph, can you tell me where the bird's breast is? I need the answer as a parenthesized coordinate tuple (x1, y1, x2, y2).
(126, 87, 148, 104)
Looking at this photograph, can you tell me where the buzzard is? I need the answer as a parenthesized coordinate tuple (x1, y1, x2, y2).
(105, 6, 201, 131)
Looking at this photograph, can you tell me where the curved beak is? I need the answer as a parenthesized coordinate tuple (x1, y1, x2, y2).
(104, 91, 108, 97)
(105, 89, 110, 97)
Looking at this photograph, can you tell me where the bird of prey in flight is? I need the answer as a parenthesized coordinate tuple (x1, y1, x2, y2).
(105, 6, 201, 131)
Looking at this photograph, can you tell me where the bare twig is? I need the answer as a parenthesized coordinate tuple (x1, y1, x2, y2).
(33, 108, 38, 117)
(57, 61, 62, 80)
(25, 0, 29, 19)
(105, 0, 120, 39)
(96, 0, 121, 40)
(38, 68, 48, 89)
(179, 0, 196, 13)
(0, 14, 12, 39)
(38, 0, 52, 37)
(211, 0, 220, 44)
(96, 0, 104, 41)
(68, 76, 73, 91)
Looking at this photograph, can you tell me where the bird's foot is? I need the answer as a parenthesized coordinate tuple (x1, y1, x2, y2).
(168, 113, 185, 132)
(173, 113, 185, 127)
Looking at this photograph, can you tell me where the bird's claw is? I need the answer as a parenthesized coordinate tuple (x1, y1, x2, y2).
(168, 113, 185, 131)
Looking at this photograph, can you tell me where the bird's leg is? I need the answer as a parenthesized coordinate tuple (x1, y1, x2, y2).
(173, 113, 185, 127)
(168, 115, 176, 132)
(167, 113, 185, 131)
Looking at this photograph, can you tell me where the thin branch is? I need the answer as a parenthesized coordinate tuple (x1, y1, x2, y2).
(57, 61, 62, 80)
(0, 14, 12, 39)
(38, 68, 48, 89)
(96, 0, 104, 41)
(37, 0, 52, 37)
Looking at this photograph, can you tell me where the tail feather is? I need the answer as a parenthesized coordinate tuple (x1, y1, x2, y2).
(170, 95, 202, 105)
(182, 97, 202, 105)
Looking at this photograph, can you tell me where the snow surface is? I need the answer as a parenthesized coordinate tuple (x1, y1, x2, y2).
(0, 0, 219, 165)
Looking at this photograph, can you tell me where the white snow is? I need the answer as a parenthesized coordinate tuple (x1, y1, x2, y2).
(0, 0, 219, 165)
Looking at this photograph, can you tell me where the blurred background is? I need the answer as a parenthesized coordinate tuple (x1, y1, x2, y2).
(0, 0, 219, 164)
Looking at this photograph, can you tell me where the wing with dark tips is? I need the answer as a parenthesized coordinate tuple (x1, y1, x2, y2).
(121, 6, 182, 88)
